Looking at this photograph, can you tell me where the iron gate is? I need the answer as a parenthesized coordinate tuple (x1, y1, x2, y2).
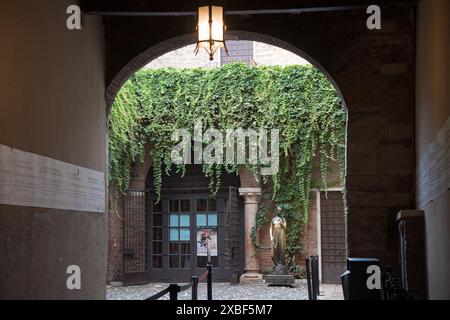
(123, 190, 149, 285)
(320, 191, 347, 284)
(224, 186, 242, 284)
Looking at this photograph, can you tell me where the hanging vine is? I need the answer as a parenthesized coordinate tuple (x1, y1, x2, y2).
(109, 63, 346, 255)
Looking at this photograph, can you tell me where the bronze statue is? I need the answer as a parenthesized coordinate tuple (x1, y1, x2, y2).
(270, 207, 287, 275)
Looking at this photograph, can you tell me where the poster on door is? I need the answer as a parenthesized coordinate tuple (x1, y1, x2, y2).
(196, 228, 218, 256)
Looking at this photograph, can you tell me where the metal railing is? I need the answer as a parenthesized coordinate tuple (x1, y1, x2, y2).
(146, 262, 213, 301)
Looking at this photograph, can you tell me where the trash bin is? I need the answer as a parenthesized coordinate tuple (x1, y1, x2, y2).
(340, 258, 382, 300)
(340, 270, 351, 300)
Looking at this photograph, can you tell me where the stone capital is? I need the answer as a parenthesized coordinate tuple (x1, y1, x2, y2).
(239, 187, 262, 204)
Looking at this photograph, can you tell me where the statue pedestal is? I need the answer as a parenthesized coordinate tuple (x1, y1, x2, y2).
(240, 272, 264, 284)
(266, 274, 296, 287)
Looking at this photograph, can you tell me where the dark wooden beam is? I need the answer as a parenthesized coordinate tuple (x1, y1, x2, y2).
(80, 0, 417, 16)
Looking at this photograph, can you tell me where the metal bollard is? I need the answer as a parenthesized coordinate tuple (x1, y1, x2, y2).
(169, 284, 180, 301)
(313, 256, 320, 297)
(311, 256, 318, 300)
(191, 276, 198, 301)
(305, 258, 313, 300)
(207, 262, 213, 301)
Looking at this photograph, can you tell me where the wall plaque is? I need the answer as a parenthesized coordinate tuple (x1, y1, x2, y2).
(0, 144, 105, 213)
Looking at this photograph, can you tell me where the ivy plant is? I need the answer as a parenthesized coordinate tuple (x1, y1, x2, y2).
(109, 63, 346, 255)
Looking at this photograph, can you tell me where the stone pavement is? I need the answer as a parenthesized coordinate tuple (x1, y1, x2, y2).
(106, 280, 309, 300)
(318, 284, 344, 300)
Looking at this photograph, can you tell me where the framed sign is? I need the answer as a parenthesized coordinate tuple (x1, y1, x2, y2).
(196, 228, 218, 256)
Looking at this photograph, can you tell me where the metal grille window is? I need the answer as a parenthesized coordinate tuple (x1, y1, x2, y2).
(152, 200, 163, 268)
(220, 40, 254, 65)
(123, 190, 149, 285)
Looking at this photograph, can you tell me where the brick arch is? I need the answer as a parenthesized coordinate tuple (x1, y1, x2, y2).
(105, 31, 349, 116)
(105, 10, 416, 268)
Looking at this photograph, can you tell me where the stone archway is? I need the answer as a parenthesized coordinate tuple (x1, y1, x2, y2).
(105, 31, 351, 284)
(105, 31, 350, 283)
(105, 6, 416, 272)
(105, 31, 347, 115)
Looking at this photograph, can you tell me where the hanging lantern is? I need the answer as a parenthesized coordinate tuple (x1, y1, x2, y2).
(195, 5, 228, 61)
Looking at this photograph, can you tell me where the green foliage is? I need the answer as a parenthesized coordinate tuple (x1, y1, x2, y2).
(109, 63, 346, 255)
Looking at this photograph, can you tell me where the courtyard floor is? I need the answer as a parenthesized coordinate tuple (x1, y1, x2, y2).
(106, 280, 311, 300)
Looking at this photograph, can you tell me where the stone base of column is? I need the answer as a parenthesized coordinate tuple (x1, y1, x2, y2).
(240, 272, 264, 284)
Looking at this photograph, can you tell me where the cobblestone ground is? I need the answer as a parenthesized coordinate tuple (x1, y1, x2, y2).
(106, 281, 308, 300)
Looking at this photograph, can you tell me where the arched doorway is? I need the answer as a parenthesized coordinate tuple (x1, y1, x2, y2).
(107, 34, 349, 287)
(103, 4, 417, 275)
(105, 31, 347, 115)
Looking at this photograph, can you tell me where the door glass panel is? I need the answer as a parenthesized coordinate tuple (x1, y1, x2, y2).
(163, 198, 201, 270)
(153, 214, 162, 227)
(208, 213, 217, 226)
(180, 243, 190, 254)
(180, 255, 190, 268)
(180, 228, 190, 241)
(196, 214, 207, 227)
(152, 255, 162, 268)
(197, 199, 207, 211)
(169, 200, 179, 212)
(197, 256, 219, 268)
(169, 243, 179, 254)
(180, 214, 190, 227)
(169, 214, 179, 227)
(152, 227, 162, 240)
(169, 228, 179, 241)
(153, 242, 162, 255)
(180, 199, 190, 212)
(208, 199, 217, 211)
(153, 201, 163, 213)
(169, 256, 179, 268)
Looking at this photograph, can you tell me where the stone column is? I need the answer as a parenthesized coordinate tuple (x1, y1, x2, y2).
(239, 187, 263, 283)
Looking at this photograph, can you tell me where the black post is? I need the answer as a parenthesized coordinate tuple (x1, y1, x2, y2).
(305, 258, 313, 300)
(313, 256, 320, 296)
(169, 284, 180, 301)
(207, 262, 213, 301)
(311, 256, 318, 300)
(191, 276, 198, 301)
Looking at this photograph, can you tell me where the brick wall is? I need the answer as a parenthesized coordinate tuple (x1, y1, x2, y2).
(303, 192, 319, 259)
(254, 41, 308, 66)
(258, 193, 319, 274)
(221, 40, 254, 65)
(145, 44, 219, 69)
(145, 40, 308, 70)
